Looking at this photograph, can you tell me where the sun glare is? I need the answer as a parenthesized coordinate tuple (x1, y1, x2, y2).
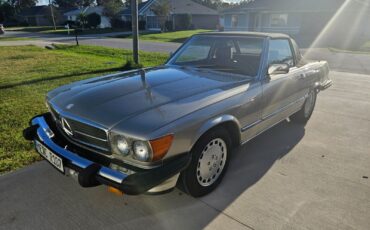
(305, 0, 370, 58)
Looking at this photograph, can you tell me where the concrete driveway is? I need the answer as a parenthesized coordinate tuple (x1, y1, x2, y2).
(1, 71, 369, 230)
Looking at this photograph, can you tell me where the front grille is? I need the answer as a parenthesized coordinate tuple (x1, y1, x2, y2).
(66, 118, 107, 140)
(63, 118, 110, 151)
(48, 103, 110, 153)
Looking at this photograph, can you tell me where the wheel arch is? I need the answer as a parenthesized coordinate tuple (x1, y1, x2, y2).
(190, 115, 241, 151)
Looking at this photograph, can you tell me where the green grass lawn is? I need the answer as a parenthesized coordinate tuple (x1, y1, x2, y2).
(6, 26, 64, 32)
(362, 41, 370, 51)
(0, 36, 34, 41)
(0, 37, 33, 42)
(114, 29, 212, 43)
(40, 28, 128, 36)
(6, 26, 128, 36)
(0, 45, 168, 174)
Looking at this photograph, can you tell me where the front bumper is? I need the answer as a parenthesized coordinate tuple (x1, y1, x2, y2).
(23, 114, 190, 195)
(318, 79, 333, 91)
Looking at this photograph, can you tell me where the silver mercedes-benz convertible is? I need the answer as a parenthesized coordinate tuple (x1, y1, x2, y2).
(24, 32, 332, 197)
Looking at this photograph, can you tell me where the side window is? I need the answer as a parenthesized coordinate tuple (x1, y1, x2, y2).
(292, 39, 304, 66)
(268, 39, 294, 67)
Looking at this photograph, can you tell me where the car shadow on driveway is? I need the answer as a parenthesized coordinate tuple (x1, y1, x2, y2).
(0, 121, 305, 229)
(202, 121, 305, 206)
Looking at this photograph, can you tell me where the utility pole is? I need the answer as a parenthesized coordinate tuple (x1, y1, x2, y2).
(49, 0, 56, 30)
(131, 0, 139, 64)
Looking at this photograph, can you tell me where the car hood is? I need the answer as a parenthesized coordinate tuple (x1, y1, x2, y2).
(48, 66, 250, 132)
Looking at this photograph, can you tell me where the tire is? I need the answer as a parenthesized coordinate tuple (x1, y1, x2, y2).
(180, 128, 232, 197)
(291, 89, 317, 124)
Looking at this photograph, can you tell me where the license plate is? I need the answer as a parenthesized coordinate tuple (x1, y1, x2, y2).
(35, 140, 64, 173)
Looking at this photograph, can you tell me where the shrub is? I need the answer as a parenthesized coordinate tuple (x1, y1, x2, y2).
(111, 17, 125, 29)
(165, 20, 172, 31)
(175, 14, 192, 30)
(139, 20, 146, 30)
(20, 21, 29, 26)
(122, 60, 143, 70)
(87, 13, 101, 29)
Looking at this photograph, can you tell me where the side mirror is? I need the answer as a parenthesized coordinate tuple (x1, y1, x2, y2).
(268, 63, 290, 75)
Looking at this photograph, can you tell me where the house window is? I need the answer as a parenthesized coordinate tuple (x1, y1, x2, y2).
(231, 15, 238, 28)
(270, 14, 288, 27)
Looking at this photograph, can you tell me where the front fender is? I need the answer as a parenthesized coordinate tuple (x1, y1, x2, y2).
(190, 114, 241, 150)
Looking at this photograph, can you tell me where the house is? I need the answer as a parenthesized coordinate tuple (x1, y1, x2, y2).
(221, 0, 370, 49)
(64, 6, 111, 28)
(120, 0, 219, 30)
(17, 6, 54, 26)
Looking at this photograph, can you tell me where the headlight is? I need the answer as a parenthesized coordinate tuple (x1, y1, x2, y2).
(116, 136, 130, 155)
(133, 141, 152, 161)
(110, 133, 173, 162)
(112, 135, 131, 156)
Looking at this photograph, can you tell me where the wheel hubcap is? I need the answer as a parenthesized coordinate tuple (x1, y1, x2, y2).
(304, 91, 315, 117)
(196, 138, 227, 187)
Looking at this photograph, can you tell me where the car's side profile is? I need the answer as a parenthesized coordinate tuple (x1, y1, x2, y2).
(24, 32, 331, 197)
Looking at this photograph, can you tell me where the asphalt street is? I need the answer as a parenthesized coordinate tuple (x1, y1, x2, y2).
(1, 31, 181, 53)
(0, 71, 369, 230)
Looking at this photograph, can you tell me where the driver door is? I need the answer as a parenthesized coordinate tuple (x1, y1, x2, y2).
(261, 39, 297, 124)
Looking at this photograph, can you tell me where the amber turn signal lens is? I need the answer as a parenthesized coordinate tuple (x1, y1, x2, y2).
(108, 186, 124, 196)
(150, 134, 174, 161)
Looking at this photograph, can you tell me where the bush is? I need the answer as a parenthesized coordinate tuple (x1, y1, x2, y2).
(87, 13, 101, 29)
(19, 21, 29, 27)
(175, 14, 192, 30)
(122, 60, 143, 70)
(165, 20, 172, 31)
(139, 20, 146, 30)
(111, 17, 125, 29)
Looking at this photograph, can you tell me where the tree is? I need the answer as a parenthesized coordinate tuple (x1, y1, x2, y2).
(53, 0, 95, 8)
(151, 0, 170, 31)
(87, 12, 101, 28)
(100, 0, 124, 24)
(192, 0, 223, 10)
(0, 1, 13, 23)
(8, 0, 37, 9)
(77, 12, 88, 28)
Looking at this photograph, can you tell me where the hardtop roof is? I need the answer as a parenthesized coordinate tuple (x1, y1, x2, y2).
(197, 31, 291, 39)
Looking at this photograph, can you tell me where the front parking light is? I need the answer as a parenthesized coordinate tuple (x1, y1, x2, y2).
(150, 134, 174, 161)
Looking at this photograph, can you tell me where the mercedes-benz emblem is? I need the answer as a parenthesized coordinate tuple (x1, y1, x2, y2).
(61, 117, 73, 136)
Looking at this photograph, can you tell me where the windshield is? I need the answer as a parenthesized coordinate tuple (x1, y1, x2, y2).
(168, 35, 264, 77)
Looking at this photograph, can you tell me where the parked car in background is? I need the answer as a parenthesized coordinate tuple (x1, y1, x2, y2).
(0, 24, 5, 35)
(23, 32, 332, 197)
